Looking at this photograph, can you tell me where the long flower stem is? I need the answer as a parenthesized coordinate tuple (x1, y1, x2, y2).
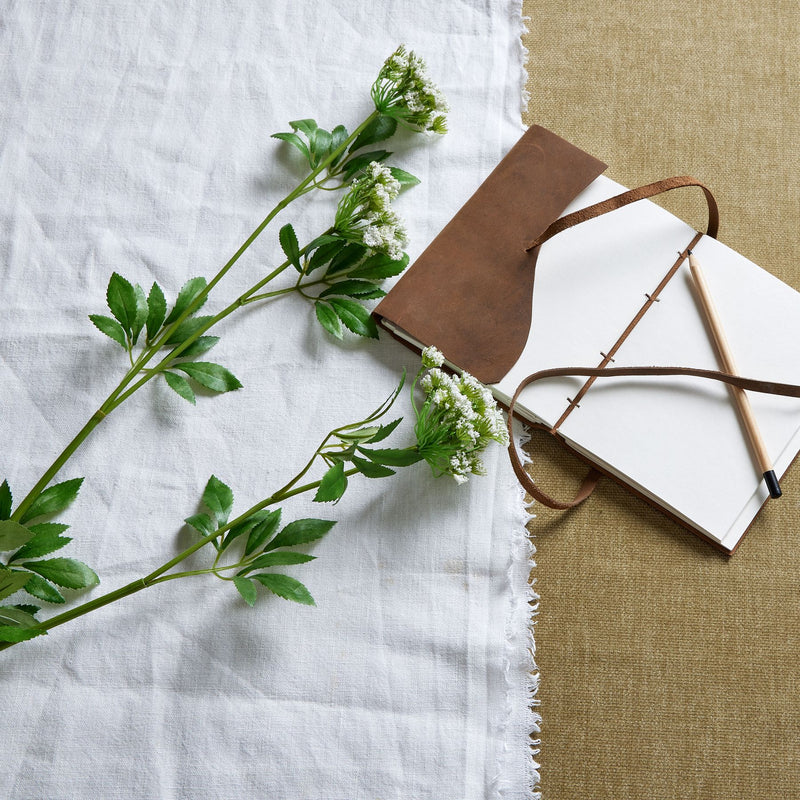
(10, 111, 379, 521)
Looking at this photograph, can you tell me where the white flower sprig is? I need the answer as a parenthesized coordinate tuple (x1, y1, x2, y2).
(371, 45, 449, 134)
(412, 347, 509, 484)
(334, 161, 408, 260)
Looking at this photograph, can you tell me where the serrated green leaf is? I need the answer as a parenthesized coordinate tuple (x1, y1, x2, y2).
(388, 166, 421, 187)
(106, 272, 139, 335)
(0, 605, 40, 627)
(185, 512, 215, 536)
(272, 131, 311, 164)
(202, 475, 234, 527)
(13, 604, 40, 616)
(20, 477, 83, 524)
(0, 568, 31, 601)
(88, 314, 128, 349)
(289, 118, 318, 138)
(131, 283, 149, 345)
(329, 298, 379, 339)
(22, 558, 99, 590)
(175, 362, 243, 393)
(349, 252, 409, 280)
(0, 480, 11, 521)
(244, 508, 282, 556)
(351, 455, 396, 478)
(164, 371, 196, 404)
(233, 575, 257, 607)
(357, 447, 423, 467)
(8, 523, 71, 561)
(263, 518, 335, 552)
(329, 124, 349, 166)
(315, 302, 343, 339)
(341, 150, 392, 181)
(251, 573, 315, 606)
(0, 520, 35, 551)
(308, 238, 347, 274)
(319, 280, 386, 300)
(174, 336, 219, 358)
(327, 243, 368, 276)
(349, 115, 397, 153)
(221, 509, 274, 551)
(337, 426, 382, 442)
(310, 127, 332, 167)
(279, 223, 301, 272)
(313, 462, 347, 504)
(367, 417, 403, 443)
(146, 281, 167, 340)
(22, 573, 65, 604)
(0, 625, 44, 643)
(164, 277, 208, 326)
(163, 315, 214, 346)
(246, 552, 316, 572)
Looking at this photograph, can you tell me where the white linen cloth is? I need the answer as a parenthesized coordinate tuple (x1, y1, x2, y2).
(0, 3, 535, 798)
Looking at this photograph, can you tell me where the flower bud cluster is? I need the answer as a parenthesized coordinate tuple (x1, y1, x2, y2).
(372, 45, 449, 134)
(334, 161, 408, 260)
(414, 351, 508, 484)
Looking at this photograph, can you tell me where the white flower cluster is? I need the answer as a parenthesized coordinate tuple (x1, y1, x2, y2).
(416, 366, 509, 484)
(421, 345, 444, 369)
(335, 161, 408, 260)
(372, 45, 449, 134)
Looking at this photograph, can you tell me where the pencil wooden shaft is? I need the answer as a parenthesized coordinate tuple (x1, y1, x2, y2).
(688, 253, 773, 473)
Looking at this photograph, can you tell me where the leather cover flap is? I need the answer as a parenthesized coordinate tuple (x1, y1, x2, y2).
(374, 125, 607, 383)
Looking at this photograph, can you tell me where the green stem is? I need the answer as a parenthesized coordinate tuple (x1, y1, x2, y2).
(10, 111, 379, 517)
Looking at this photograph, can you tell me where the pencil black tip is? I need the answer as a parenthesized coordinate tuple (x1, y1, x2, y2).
(764, 470, 782, 499)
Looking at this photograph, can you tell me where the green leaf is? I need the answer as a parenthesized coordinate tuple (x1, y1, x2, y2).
(349, 115, 398, 153)
(202, 475, 234, 527)
(221, 509, 273, 551)
(329, 298, 379, 339)
(357, 447, 423, 467)
(0, 625, 44, 642)
(185, 512, 215, 536)
(320, 280, 386, 300)
(367, 417, 403, 443)
(279, 223, 302, 272)
(263, 518, 335, 552)
(8, 523, 71, 561)
(389, 166, 421, 187)
(308, 238, 347, 273)
(341, 150, 392, 181)
(0, 520, 35, 551)
(311, 127, 332, 167)
(0, 567, 31, 601)
(165, 277, 208, 326)
(131, 283, 149, 345)
(244, 508, 282, 556)
(289, 118, 318, 138)
(251, 573, 315, 606)
(146, 281, 167, 340)
(106, 272, 139, 335)
(175, 362, 243, 393)
(315, 301, 343, 339)
(233, 575, 257, 607)
(337, 426, 382, 442)
(271, 131, 311, 164)
(313, 462, 348, 503)
(22, 573, 65, 604)
(164, 371, 196, 404)
(0, 605, 40, 627)
(22, 558, 99, 590)
(88, 314, 128, 349)
(327, 243, 367, 275)
(349, 252, 409, 281)
(164, 315, 215, 346)
(175, 336, 219, 358)
(0, 480, 11, 520)
(246, 552, 316, 572)
(20, 477, 83, 524)
(329, 124, 349, 166)
(351, 455, 396, 478)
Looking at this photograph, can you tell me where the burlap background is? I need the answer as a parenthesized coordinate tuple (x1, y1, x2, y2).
(520, 3, 799, 798)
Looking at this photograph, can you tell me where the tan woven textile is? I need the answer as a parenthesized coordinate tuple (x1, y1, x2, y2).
(520, 2, 800, 797)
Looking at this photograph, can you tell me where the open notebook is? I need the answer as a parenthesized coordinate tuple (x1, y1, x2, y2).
(376, 126, 800, 553)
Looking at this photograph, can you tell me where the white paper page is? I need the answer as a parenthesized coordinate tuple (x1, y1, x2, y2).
(494, 175, 699, 426)
(558, 234, 800, 547)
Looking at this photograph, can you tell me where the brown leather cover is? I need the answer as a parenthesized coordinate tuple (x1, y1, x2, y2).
(374, 125, 607, 383)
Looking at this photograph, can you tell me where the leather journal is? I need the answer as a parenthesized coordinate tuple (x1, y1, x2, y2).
(375, 125, 800, 553)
